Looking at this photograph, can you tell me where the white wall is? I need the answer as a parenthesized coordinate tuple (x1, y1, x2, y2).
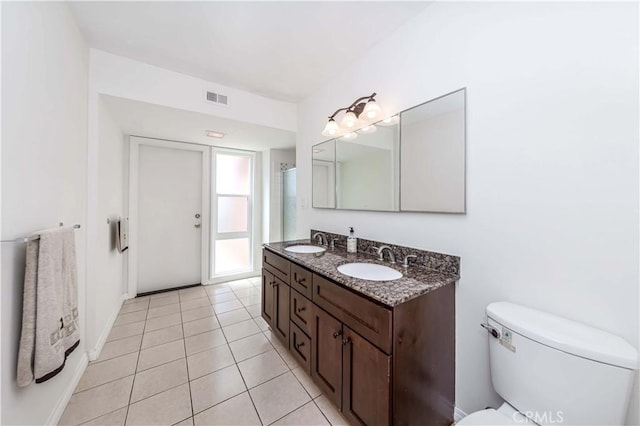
(85, 99, 127, 358)
(296, 2, 639, 423)
(268, 149, 296, 242)
(1, 3, 89, 424)
(90, 49, 297, 133)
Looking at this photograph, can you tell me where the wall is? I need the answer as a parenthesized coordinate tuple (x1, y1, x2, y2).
(85, 99, 127, 358)
(90, 49, 297, 133)
(1, 2, 89, 424)
(268, 149, 296, 242)
(296, 2, 639, 423)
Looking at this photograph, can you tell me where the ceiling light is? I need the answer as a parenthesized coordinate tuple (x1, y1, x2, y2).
(320, 92, 381, 138)
(206, 130, 225, 138)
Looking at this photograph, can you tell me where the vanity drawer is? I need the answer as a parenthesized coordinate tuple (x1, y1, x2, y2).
(312, 274, 392, 354)
(291, 263, 312, 298)
(263, 250, 290, 284)
(289, 321, 311, 374)
(290, 289, 312, 335)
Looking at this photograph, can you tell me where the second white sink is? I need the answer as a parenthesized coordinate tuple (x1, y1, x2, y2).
(285, 245, 326, 254)
(337, 263, 402, 281)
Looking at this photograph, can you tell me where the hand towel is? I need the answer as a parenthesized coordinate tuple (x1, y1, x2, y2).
(17, 227, 80, 386)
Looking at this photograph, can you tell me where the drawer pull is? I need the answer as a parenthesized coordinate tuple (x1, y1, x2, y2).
(297, 277, 307, 284)
(332, 330, 342, 338)
(296, 306, 306, 313)
(342, 337, 352, 346)
(295, 341, 305, 350)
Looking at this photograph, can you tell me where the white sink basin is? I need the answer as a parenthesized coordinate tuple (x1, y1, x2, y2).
(337, 263, 402, 281)
(285, 245, 326, 254)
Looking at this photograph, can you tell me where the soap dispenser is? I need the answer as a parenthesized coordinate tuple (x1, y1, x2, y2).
(347, 227, 357, 254)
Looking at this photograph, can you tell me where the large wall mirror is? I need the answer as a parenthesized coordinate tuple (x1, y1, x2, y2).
(335, 123, 399, 211)
(312, 139, 335, 208)
(400, 89, 465, 212)
(312, 88, 465, 213)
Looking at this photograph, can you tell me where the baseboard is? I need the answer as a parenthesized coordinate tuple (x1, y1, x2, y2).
(454, 406, 467, 423)
(88, 294, 126, 361)
(46, 351, 89, 425)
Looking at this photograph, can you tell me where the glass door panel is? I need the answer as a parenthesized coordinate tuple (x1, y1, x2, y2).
(211, 150, 254, 278)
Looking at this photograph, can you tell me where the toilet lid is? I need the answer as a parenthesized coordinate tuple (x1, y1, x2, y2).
(457, 409, 518, 426)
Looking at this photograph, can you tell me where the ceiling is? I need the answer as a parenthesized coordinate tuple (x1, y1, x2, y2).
(101, 95, 296, 151)
(70, 1, 429, 102)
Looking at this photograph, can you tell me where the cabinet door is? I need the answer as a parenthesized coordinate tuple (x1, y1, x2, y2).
(342, 326, 391, 426)
(261, 269, 275, 327)
(272, 276, 290, 345)
(311, 307, 343, 408)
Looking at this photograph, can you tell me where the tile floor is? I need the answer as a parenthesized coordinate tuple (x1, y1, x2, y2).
(59, 277, 351, 426)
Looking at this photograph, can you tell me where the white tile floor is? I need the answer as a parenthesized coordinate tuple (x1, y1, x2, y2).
(59, 278, 351, 426)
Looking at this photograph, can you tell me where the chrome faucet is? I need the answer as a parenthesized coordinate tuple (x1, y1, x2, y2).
(377, 245, 395, 263)
(403, 254, 417, 268)
(312, 232, 328, 246)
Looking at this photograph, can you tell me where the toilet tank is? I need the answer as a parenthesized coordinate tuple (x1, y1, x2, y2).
(486, 302, 638, 426)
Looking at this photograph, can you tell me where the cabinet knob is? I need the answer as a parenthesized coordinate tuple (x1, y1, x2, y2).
(272, 282, 279, 287)
(297, 306, 306, 313)
(332, 330, 342, 338)
(342, 337, 352, 346)
(295, 341, 305, 350)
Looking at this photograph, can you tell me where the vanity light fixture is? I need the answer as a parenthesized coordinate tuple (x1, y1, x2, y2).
(321, 93, 381, 138)
(205, 130, 225, 138)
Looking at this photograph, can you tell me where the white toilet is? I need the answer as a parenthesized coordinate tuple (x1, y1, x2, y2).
(458, 302, 638, 426)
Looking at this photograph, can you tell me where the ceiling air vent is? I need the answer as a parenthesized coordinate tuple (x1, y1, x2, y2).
(206, 91, 228, 105)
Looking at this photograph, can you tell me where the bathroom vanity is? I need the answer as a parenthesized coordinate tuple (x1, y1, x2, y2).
(261, 233, 459, 426)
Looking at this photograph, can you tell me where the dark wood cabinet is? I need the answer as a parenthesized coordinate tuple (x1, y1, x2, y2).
(311, 305, 344, 408)
(342, 326, 391, 426)
(290, 289, 311, 335)
(289, 321, 312, 373)
(262, 247, 455, 426)
(261, 269, 274, 325)
(261, 268, 290, 346)
(272, 276, 290, 345)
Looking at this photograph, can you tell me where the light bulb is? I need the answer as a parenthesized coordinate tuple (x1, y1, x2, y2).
(321, 119, 339, 137)
(362, 100, 381, 120)
(341, 132, 358, 141)
(358, 125, 377, 134)
(378, 115, 399, 126)
(340, 111, 358, 129)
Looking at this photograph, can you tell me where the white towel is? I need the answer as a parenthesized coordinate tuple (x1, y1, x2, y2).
(17, 227, 80, 386)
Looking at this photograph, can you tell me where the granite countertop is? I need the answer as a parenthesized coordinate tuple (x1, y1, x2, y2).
(263, 239, 459, 307)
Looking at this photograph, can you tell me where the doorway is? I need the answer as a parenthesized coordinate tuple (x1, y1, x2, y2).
(128, 137, 210, 296)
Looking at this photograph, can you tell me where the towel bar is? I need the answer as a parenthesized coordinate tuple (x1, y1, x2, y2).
(1, 224, 81, 243)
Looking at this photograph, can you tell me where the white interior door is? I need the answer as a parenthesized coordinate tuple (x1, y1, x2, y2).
(133, 139, 208, 294)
